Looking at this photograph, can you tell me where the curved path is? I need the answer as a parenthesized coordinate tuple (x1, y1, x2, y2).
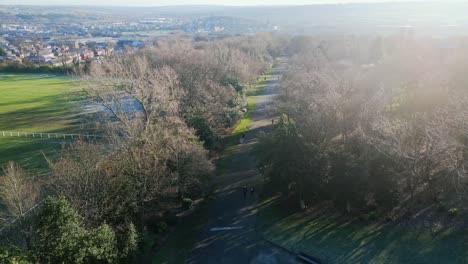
(188, 60, 298, 264)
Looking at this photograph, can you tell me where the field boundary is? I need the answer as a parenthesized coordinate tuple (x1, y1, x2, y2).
(0, 131, 104, 140)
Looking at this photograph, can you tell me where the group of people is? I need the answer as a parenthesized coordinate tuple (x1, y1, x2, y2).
(242, 186, 255, 198)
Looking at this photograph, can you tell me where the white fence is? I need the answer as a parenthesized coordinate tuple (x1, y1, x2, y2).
(0, 131, 104, 140)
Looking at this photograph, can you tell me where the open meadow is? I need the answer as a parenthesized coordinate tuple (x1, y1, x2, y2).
(0, 74, 84, 171)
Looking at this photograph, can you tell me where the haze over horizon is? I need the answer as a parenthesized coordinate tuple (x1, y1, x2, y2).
(0, 0, 459, 7)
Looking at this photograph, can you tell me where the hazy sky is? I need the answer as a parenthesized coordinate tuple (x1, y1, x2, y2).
(0, 0, 448, 7)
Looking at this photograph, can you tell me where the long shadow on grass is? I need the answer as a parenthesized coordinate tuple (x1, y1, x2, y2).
(0, 102, 80, 131)
(0, 92, 82, 108)
(258, 198, 468, 264)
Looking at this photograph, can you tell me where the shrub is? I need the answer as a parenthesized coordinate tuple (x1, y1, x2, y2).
(83, 224, 118, 263)
(0, 248, 31, 264)
(156, 222, 168, 234)
(182, 198, 193, 210)
(188, 116, 217, 149)
(358, 214, 368, 222)
(0, 62, 72, 74)
(164, 211, 178, 226)
(448, 208, 459, 217)
(33, 196, 119, 264)
(140, 229, 155, 255)
(221, 77, 243, 93)
(367, 211, 379, 221)
(120, 223, 139, 261)
(436, 202, 446, 212)
(0, 47, 7, 56)
(431, 222, 443, 234)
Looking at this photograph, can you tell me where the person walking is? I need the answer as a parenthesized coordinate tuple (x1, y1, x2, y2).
(250, 187, 255, 196)
(243, 186, 248, 198)
(240, 133, 246, 144)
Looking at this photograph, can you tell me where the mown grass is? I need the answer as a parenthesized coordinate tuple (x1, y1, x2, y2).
(0, 74, 81, 171)
(258, 201, 468, 264)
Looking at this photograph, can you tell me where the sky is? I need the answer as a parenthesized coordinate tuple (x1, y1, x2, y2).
(0, 0, 453, 7)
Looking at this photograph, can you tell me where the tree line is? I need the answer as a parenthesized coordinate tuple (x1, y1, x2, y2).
(0, 33, 283, 263)
(257, 35, 468, 220)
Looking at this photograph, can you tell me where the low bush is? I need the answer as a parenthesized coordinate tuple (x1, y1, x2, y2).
(0, 62, 73, 74)
(182, 198, 193, 210)
(156, 222, 168, 234)
(163, 211, 178, 226)
(367, 211, 379, 221)
(437, 202, 446, 212)
(448, 208, 459, 217)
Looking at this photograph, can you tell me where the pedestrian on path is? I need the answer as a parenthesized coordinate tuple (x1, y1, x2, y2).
(239, 133, 246, 144)
(243, 186, 248, 198)
(250, 187, 255, 195)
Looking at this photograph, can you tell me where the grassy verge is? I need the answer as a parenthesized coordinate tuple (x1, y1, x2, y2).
(257, 200, 468, 264)
(232, 69, 273, 135)
(218, 69, 273, 172)
(232, 98, 257, 135)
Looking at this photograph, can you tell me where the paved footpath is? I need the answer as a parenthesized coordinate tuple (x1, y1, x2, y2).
(188, 60, 299, 264)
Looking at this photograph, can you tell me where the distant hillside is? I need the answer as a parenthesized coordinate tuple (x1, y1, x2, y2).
(3, 2, 468, 35)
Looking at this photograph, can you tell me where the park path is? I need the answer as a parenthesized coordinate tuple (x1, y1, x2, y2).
(187, 60, 298, 264)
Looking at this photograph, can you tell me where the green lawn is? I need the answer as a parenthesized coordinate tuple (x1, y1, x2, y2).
(0, 74, 82, 171)
(258, 200, 468, 264)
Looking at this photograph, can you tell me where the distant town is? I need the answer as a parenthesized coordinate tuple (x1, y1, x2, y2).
(0, 5, 274, 66)
(2, 2, 468, 67)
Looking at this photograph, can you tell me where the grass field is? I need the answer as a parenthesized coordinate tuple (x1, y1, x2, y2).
(0, 74, 82, 171)
(258, 199, 468, 264)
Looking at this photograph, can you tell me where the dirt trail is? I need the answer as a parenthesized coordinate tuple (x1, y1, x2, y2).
(188, 60, 298, 264)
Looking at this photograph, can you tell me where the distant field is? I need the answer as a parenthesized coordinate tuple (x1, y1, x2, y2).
(0, 74, 83, 171)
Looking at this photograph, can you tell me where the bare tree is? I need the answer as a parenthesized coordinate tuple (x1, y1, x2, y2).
(0, 162, 40, 221)
(53, 55, 213, 225)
